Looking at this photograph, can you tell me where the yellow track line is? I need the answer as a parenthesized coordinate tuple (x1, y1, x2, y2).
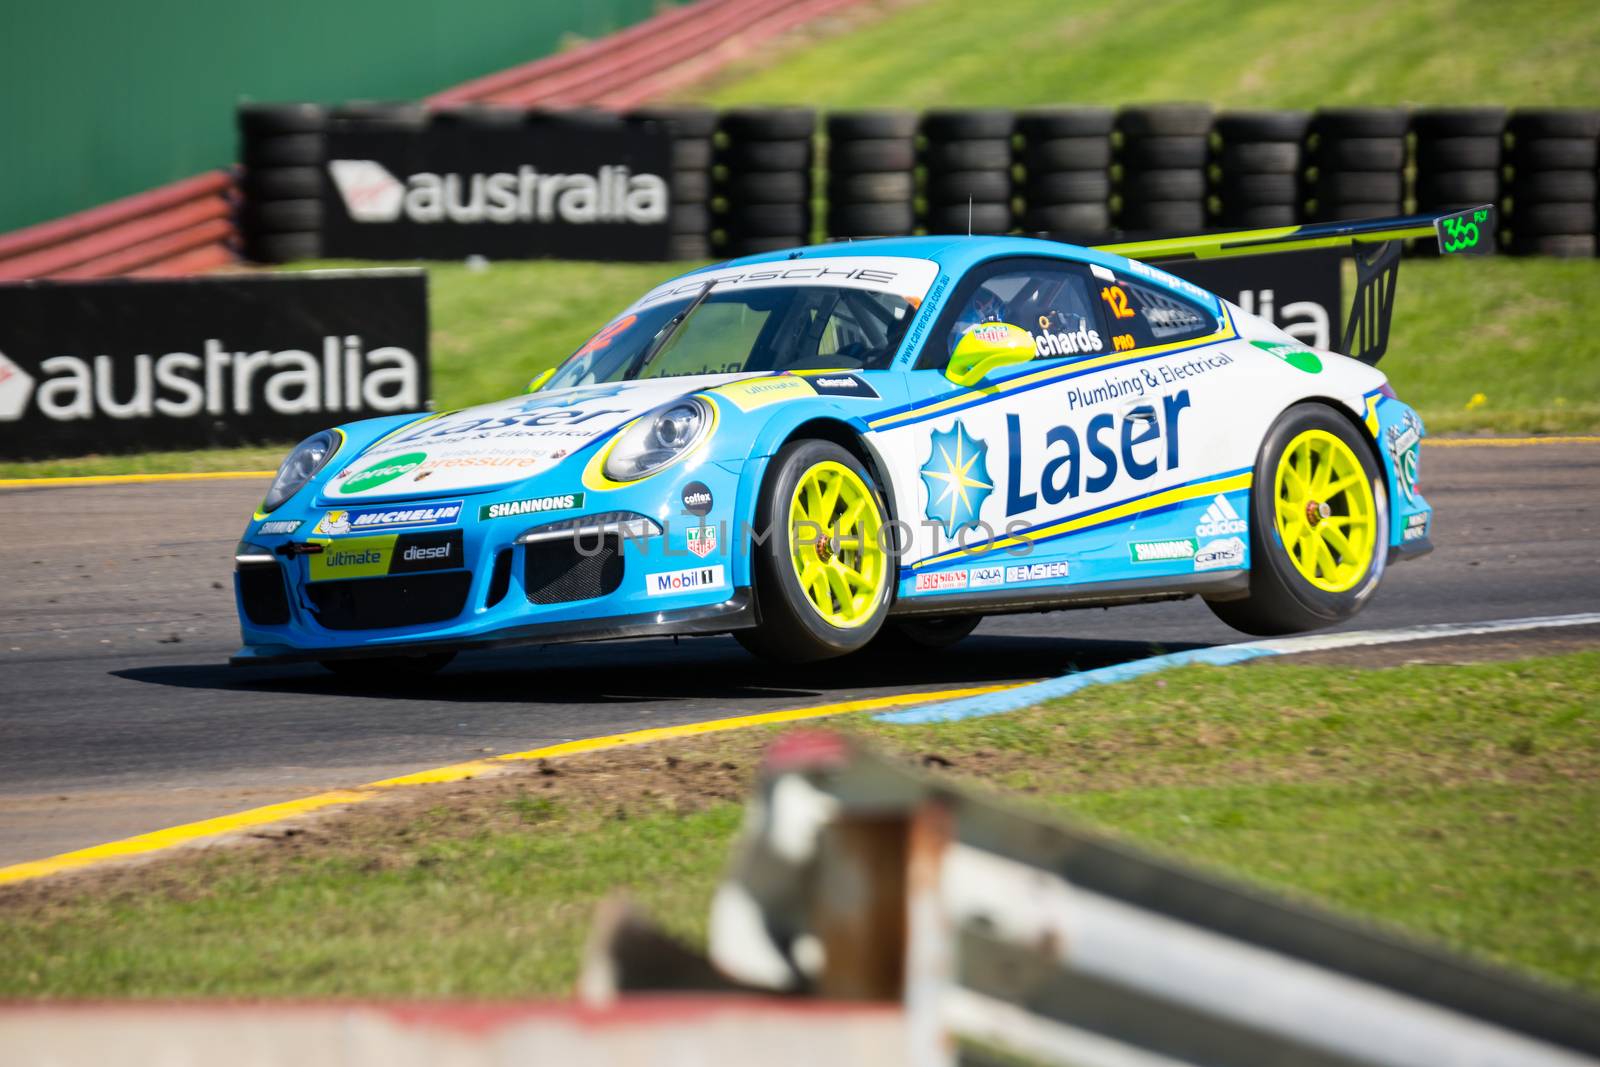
(0, 470, 274, 488)
(1424, 436, 1600, 448)
(0, 683, 1017, 887)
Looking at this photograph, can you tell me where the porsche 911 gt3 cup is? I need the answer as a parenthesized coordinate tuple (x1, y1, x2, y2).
(232, 208, 1490, 675)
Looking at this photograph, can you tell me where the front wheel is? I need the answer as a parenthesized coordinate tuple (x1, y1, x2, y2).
(735, 439, 893, 663)
(1207, 403, 1389, 636)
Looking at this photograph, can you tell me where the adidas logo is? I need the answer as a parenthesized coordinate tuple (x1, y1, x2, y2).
(1196, 494, 1247, 537)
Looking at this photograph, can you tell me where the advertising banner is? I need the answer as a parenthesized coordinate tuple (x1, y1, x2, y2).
(1162, 249, 1343, 352)
(0, 271, 428, 459)
(320, 116, 673, 260)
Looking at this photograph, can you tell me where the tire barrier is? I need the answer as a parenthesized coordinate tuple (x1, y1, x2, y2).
(1309, 107, 1409, 223)
(1114, 104, 1211, 237)
(238, 102, 328, 264)
(631, 107, 718, 260)
(1507, 108, 1600, 257)
(919, 109, 1015, 235)
(825, 111, 918, 239)
(1410, 108, 1505, 256)
(714, 108, 816, 257)
(1213, 110, 1310, 229)
(1017, 108, 1114, 242)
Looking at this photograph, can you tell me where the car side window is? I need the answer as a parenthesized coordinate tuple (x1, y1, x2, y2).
(1094, 276, 1216, 351)
(919, 259, 1111, 370)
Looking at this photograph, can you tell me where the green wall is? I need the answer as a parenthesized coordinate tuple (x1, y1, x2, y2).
(0, 0, 665, 232)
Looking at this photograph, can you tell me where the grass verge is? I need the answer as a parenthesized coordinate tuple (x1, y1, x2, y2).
(2, 255, 1597, 480)
(3, 649, 1595, 998)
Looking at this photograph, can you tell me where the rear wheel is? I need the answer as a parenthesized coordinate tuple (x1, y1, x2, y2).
(1207, 404, 1388, 635)
(736, 440, 892, 662)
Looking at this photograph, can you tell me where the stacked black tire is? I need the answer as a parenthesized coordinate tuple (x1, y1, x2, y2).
(630, 107, 718, 259)
(1115, 104, 1211, 237)
(1309, 108, 1407, 222)
(1017, 108, 1114, 242)
(825, 111, 918, 238)
(237, 102, 329, 263)
(714, 109, 815, 257)
(920, 109, 1016, 235)
(1506, 109, 1600, 257)
(1212, 110, 1309, 229)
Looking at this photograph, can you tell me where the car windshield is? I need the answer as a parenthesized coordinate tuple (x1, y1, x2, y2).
(546, 257, 938, 388)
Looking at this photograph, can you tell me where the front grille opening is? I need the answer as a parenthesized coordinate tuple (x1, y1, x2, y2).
(525, 536, 625, 605)
(486, 548, 514, 608)
(238, 564, 290, 626)
(308, 571, 473, 631)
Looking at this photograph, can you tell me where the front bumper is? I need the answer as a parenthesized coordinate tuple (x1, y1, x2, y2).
(230, 588, 756, 665)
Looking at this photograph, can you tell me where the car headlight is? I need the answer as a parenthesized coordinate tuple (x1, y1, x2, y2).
(262, 430, 339, 513)
(602, 397, 712, 482)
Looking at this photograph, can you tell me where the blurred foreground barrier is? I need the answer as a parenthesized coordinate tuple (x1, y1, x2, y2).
(585, 732, 1600, 1067)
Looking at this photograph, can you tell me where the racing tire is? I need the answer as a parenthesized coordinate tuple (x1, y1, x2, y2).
(737, 440, 893, 663)
(725, 203, 810, 236)
(430, 105, 525, 128)
(671, 139, 715, 170)
(1415, 171, 1500, 206)
(669, 234, 713, 260)
(1313, 108, 1409, 138)
(242, 133, 325, 168)
(1511, 170, 1599, 203)
(927, 170, 1013, 202)
(244, 199, 322, 232)
(1315, 171, 1404, 203)
(922, 139, 1013, 173)
(1117, 105, 1213, 139)
(721, 108, 816, 141)
(1216, 203, 1301, 227)
(1022, 202, 1112, 236)
(238, 103, 327, 136)
(243, 167, 323, 200)
(1507, 109, 1600, 140)
(1411, 108, 1506, 138)
(722, 235, 806, 256)
(1206, 403, 1388, 636)
(924, 202, 1014, 234)
(672, 169, 711, 203)
(629, 107, 719, 138)
(1119, 201, 1207, 233)
(721, 139, 811, 171)
(1213, 110, 1311, 143)
(1122, 169, 1207, 201)
(1314, 137, 1406, 171)
(829, 138, 917, 173)
(872, 615, 982, 651)
(1218, 172, 1300, 205)
(827, 110, 919, 140)
(1026, 171, 1112, 203)
(1315, 200, 1406, 221)
(1509, 234, 1596, 257)
(828, 171, 916, 203)
(330, 102, 427, 130)
(1023, 137, 1114, 172)
(922, 109, 1015, 140)
(1119, 137, 1209, 170)
(1510, 138, 1599, 171)
(320, 652, 456, 679)
(1415, 137, 1503, 171)
(724, 171, 810, 203)
(1219, 141, 1303, 174)
(1018, 108, 1115, 139)
(1514, 202, 1597, 236)
(827, 202, 916, 236)
(244, 231, 321, 263)
(670, 203, 712, 235)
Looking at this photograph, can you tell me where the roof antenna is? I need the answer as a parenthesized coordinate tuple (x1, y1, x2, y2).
(967, 197, 973, 236)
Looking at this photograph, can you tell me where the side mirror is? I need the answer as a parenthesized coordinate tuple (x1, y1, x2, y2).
(945, 322, 1037, 386)
(524, 368, 556, 394)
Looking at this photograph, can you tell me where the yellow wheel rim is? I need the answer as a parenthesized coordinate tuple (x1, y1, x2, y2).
(1273, 429, 1378, 593)
(787, 460, 888, 628)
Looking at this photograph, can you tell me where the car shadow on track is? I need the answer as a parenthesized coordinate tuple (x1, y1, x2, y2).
(111, 632, 1214, 707)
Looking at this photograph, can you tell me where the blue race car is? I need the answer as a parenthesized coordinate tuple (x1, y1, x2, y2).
(233, 209, 1489, 675)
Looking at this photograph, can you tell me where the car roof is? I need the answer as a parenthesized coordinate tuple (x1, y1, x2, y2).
(686, 235, 1221, 312)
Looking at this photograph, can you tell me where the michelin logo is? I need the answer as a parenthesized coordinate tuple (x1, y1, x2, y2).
(328, 160, 669, 226)
(1196, 495, 1246, 537)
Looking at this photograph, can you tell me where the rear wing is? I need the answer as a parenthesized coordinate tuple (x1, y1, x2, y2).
(1093, 205, 1495, 365)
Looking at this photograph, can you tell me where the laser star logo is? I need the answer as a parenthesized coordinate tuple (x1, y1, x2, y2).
(920, 421, 993, 537)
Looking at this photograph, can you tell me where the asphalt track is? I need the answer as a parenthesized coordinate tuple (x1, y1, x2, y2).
(1, 441, 1597, 866)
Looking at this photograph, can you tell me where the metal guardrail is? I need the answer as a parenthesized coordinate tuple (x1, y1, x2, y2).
(584, 731, 1600, 1067)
